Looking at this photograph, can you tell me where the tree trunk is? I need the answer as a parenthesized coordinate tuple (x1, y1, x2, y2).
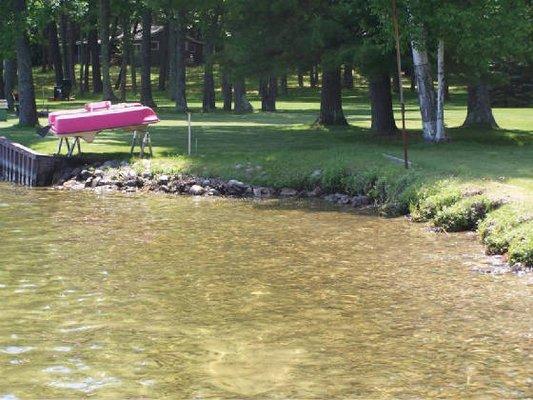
(343, 64, 354, 89)
(0, 62, 4, 99)
(435, 39, 446, 141)
(4, 59, 17, 111)
(279, 74, 288, 95)
(99, 0, 116, 101)
(140, 9, 156, 108)
(41, 44, 48, 73)
(14, 0, 37, 126)
(221, 72, 232, 111)
(462, 82, 498, 128)
(158, 23, 169, 91)
(79, 38, 86, 95)
(444, 79, 450, 100)
(369, 73, 397, 134)
(202, 40, 216, 112)
(411, 42, 437, 140)
(297, 70, 304, 88)
(130, 22, 139, 93)
(319, 67, 346, 125)
(233, 78, 253, 113)
(174, 12, 187, 112)
(83, 43, 90, 93)
(310, 65, 318, 88)
(119, 15, 131, 102)
(59, 13, 70, 82)
(46, 22, 63, 86)
(88, 28, 102, 93)
(392, 72, 400, 93)
(260, 75, 277, 111)
(167, 19, 177, 99)
(67, 19, 77, 88)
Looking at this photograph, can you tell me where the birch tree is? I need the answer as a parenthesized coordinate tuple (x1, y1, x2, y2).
(435, 39, 445, 140)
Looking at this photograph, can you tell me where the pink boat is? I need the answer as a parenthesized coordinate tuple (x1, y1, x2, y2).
(43, 101, 159, 157)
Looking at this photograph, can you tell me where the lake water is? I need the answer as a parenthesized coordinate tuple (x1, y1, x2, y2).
(0, 184, 530, 399)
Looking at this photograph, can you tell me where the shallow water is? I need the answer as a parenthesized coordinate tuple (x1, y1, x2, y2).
(0, 184, 530, 399)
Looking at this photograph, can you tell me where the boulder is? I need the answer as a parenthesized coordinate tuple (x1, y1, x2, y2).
(337, 194, 351, 205)
(305, 187, 322, 197)
(123, 179, 138, 188)
(78, 169, 92, 181)
(157, 175, 169, 185)
(253, 187, 275, 198)
(91, 176, 102, 188)
(351, 195, 371, 207)
(226, 179, 248, 195)
(189, 185, 206, 196)
(280, 188, 298, 197)
(207, 188, 221, 196)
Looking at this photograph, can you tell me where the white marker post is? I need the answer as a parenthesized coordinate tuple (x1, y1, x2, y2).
(187, 112, 192, 155)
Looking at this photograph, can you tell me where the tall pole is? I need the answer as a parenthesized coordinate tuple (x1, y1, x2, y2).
(391, 0, 409, 169)
(187, 112, 192, 155)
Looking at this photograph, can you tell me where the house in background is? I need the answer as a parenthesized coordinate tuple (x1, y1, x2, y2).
(121, 25, 203, 67)
(75, 25, 204, 67)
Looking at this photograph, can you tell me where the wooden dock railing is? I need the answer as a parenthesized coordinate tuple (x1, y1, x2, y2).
(0, 136, 57, 186)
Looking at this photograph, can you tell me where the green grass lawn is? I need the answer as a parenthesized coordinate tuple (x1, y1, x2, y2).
(2, 68, 532, 199)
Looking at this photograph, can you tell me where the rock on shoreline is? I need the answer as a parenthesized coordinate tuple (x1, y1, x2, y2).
(54, 160, 372, 208)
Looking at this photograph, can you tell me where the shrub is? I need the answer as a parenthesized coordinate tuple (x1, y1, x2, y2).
(433, 195, 499, 231)
(410, 187, 462, 222)
(478, 205, 530, 254)
(508, 222, 533, 266)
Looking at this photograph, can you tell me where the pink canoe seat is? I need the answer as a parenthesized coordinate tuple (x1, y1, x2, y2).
(84, 101, 111, 112)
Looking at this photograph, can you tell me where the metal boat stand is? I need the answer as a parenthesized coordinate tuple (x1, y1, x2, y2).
(56, 137, 82, 157)
(130, 129, 153, 158)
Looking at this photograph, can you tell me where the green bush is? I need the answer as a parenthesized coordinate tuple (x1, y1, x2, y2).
(410, 186, 463, 222)
(478, 205, 531, 254)
(433, 195, 499, 231)
(508, 221, 533, 266)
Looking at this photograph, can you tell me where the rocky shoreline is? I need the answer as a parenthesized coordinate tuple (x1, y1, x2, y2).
(54, 160, 373, 207)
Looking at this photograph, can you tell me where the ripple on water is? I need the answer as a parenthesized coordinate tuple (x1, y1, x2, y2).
(1, 346, 33, 355)
(52, 346, 73, 352)
(48, 377, 120, 393)
(59, 325, 98, 333)
(0, 394, 20, 400)
(43, 366, 72, 374)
